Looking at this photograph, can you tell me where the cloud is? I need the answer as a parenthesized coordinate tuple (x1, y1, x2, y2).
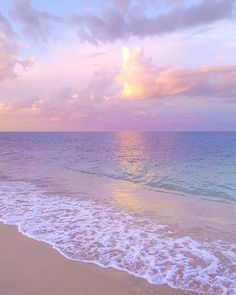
(1, 39, 236, 131)
(10, 0, 63, 42)
(0, 102, 12, 112)
(116, 47, 236, 100)
(0, 66, 118, 123)
(9, 0, 236, 44)
(86, 51, 107, 58)
(70, 0, 236, 44)
(0, 13, 33, 83)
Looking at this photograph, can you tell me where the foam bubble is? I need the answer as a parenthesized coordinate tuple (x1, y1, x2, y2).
(0, 181, 235, 295)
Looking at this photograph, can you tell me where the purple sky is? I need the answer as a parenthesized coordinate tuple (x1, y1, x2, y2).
(0, 0, 236, 131)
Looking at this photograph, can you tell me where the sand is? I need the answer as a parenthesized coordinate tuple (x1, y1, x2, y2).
(0, 223, 196, 295)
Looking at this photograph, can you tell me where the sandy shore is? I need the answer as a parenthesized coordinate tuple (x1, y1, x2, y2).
(0, 223, 196, 295)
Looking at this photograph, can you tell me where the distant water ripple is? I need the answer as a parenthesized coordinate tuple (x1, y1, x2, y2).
(0, 132, 236, 202)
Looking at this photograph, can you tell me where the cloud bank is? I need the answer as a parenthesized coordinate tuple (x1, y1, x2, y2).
(117, 47, 236, 100)
(1, 45, 236, 125)
(9, 0, 236, 44)
(70, 0, 236, 44)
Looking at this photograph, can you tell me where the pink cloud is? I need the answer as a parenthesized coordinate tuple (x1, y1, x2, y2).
(0, 13, 33, 83)
(1, 44, 236, 131)
(116, 47, 236, 100)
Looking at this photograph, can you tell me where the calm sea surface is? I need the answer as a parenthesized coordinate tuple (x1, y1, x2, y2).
(0, 132, 235, 294)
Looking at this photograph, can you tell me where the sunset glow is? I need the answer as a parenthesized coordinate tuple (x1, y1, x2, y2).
(0, 0, 236, 131)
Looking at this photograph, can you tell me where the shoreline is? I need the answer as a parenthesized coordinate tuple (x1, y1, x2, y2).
(0, 222, 196, 295)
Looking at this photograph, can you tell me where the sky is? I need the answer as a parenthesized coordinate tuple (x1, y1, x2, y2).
(0, 0, 236, 131)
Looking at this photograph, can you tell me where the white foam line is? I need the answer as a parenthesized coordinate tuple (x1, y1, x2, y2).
(0, 180, 235, 295)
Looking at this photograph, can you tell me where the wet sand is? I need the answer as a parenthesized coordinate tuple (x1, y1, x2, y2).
(0, 223, 196, 295)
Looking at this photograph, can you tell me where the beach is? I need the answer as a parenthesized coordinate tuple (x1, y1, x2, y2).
(1, 0, 236, 291)
(0, 223, 195, 295)
(0, 132, 235, 294)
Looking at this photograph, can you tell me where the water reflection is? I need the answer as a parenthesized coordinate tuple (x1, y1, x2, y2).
(111, 132, 145, 211)
(115, 132, 157, 182)
(112, 132, 194, 221)
(115, 132, 146, 174)
(112, 132, 147, 211)
(112, 181, 141, 211)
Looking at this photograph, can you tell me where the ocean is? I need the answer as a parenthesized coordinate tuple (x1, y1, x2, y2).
(0, 132, 235, 294)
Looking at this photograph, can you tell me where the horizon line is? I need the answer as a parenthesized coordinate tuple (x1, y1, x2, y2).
(0, 130, 236, 133)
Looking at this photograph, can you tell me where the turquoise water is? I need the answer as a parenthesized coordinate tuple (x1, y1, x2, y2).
(1, 132, 236, 202)
(0, 132, 235, 294)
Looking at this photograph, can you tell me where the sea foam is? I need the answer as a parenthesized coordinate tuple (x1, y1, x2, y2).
(0, 181, 235, 295)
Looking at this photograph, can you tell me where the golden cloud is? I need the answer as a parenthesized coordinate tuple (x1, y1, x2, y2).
(116, 47, 236, 100)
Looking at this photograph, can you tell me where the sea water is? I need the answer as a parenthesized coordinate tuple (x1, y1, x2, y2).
(0, 132, 235, 294)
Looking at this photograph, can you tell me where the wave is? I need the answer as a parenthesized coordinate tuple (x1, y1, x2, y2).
(58, 165, 236, 203)
(0, 180, 235, 295)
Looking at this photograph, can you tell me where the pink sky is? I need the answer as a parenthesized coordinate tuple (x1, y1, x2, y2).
(0, 0, 236, 131)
